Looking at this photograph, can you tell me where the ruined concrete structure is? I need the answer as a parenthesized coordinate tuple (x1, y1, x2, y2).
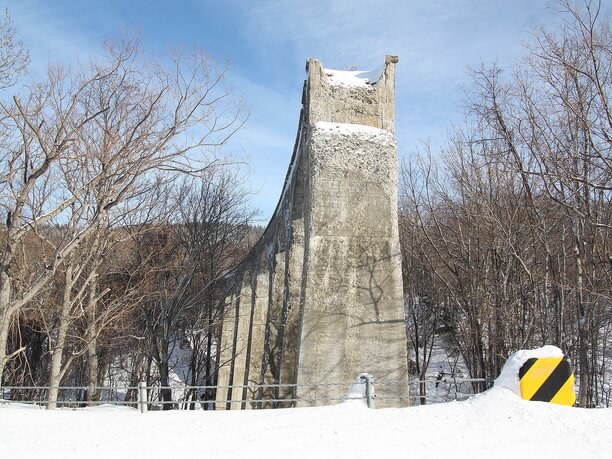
(214, 56, 408, 408)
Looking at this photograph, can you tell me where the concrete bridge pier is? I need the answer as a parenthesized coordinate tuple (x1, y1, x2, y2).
(215, 55, 409, 409)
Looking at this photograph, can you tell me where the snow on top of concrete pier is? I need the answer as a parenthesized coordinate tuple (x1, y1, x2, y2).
(323, 68, 374, 88)
(314, 121, 393, 141)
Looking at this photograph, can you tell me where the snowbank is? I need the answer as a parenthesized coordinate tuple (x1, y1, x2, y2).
(1, 383, 610, 458)
(495, 345, 565, 396)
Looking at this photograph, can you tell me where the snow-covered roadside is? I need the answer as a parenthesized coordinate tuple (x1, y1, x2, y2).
(1, 387, 611, 459)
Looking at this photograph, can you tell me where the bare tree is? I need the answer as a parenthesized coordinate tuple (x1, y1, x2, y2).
(399, 1, 610, 406)
(398, 185, 441, 404)
(0, 35, 246, 387)
(0, 9, 28, 90)
(466, 0, 610, 405)
(131, 170, 256, 410)
(175, 171, 257, 407)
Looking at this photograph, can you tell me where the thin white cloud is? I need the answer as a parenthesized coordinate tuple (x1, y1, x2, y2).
(4, 0, 570, 221)
(230, 1, 561, 141)
(6, 0, 111, 70)
(230, 0, 555, 90)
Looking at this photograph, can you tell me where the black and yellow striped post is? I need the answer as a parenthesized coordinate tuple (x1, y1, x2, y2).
(518, 357, 575, 406)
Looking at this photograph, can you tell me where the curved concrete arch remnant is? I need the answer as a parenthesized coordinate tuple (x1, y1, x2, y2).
(214, 56, 409, 409)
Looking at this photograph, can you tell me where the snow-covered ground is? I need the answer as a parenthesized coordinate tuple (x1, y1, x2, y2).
(2, 347, 610, 457)
(1, 387, 611, 458)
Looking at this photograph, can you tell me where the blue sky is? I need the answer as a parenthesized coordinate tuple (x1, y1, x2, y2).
(4, 0, 565, 221)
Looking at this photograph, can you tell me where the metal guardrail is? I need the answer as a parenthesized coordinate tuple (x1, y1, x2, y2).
(1, 376, 491, 412)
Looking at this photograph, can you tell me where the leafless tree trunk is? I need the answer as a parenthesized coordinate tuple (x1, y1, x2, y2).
(85, 272, 100, 403)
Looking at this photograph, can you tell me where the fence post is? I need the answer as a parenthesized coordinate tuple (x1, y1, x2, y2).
(138, 382, 148, 413)
(364, 374, 375, 409)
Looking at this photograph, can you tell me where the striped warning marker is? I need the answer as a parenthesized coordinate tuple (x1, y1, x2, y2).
(518, 357, 575, 406)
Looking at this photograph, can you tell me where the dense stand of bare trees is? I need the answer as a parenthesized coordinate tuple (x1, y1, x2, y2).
(0, 21, 257, 408)
(401, 1, 610, 406)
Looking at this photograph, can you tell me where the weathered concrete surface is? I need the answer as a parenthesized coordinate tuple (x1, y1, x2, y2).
(214, 56, 408, 408)
(295, 122, 407, 407)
